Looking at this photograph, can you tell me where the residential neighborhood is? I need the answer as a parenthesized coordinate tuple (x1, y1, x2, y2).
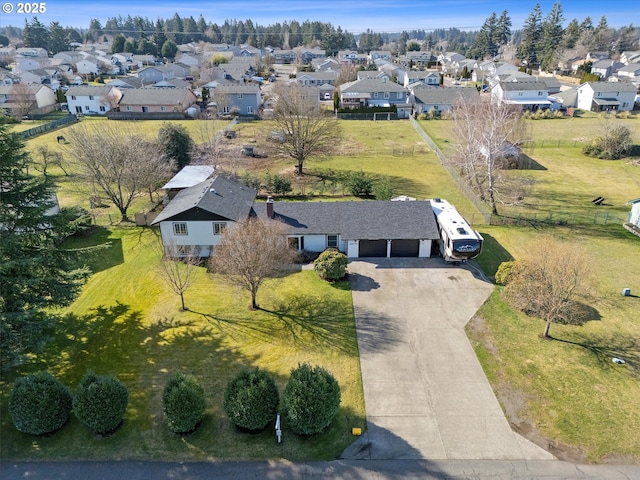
(1, 6, 639, 478)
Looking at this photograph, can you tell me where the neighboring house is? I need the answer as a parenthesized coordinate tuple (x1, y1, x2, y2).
(162, 62, 192, 79)
(409, 85, 477, 115)
(0, 68, 20, 85)
(0, 84, 57, 116)
(177, 53, 201, 70)
(617, 63, 640, 84)
(162, 165, 215, 200)
(76, 57, 101, 76)
(491, 80, 553, 110)
(152, 176, 440, 259)
(339, 78, 409, 115)
(271, 49, 296, 64)
(13, 58, 44, 74)
(117, 87, 197, 113)
(19, 68, 54, 86)
(107, 76, 144, 88)
(66, 85, 122, 115)
(591, 59, 625, 79)
(402, 51, 436, 67)
(151, 78, 192, 88)
(338, 50, 368, 64)
(213, 83, 261, 116)
(16, 47, 48, 58)
(402, 70, 440, 88)
(369, 50, 392, 63)
(295, 47, 326, 64)
(312, 58, 340, 71)
(0, 46, 16, 58)
(620, 51, 640, 65)
(53, 51, 85, 64)
(295, 71, 339, 87)
(576, 81, 636, 112)
(137, 66, 173, 84)
(537, 76, 562, 94)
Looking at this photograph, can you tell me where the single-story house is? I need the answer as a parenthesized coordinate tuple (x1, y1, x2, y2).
(116, 87, 197, 113)
(151, 176, 440, 258)
(409, 85, 477, 115)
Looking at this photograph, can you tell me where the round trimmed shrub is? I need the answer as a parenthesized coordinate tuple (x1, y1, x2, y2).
(224, 368, 279, 431)
(283, 363, 341, 436)
(314, 249, 348, 281)
(73, 371, 128, 435)
(9, 371, 72, 435)
(495, 260, 517, 286)
(162, 372, 206, 434)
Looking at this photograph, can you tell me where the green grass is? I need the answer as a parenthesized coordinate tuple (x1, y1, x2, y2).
(419, 116, 640, 224)
(469, 224, 640, 463)
(0, 227, 365, 461)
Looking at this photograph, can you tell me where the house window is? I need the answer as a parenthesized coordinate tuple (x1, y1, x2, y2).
(160, 106, 166, 111)
(71, 95, 76, 100)
(288, 236, 304, 250)
(173, 222, 188, 235)
(373, 92, 378, 98)
(213, 222, 227, 235)
(518, 92, 523, 96)
(384, 92, 390, 99)
(84, 105, 89, 111)
(89, 95, 94, 100)
(99, 105, 106, 111)
(327, 235, 338, 248)
(397, 92, 403, 99)
(127, 106, 132, 111)
(142, 106, 149, 112)
(238, 94, 243, 99)
(223, 106, 230, 114)
(247, 106, 254, 114)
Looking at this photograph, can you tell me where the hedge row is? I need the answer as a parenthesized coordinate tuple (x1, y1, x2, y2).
(10, 363, 340, 438)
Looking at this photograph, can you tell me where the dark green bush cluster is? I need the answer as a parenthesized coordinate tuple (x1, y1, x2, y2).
(314, 249, 348, 281)
(283, 363, 341, 435)
(347, 171, 374, 197)
(162, 372, 206, 434)
(73, 371, 128, 434)
(224, 368, 280, 431)
(9, 371, 72, 435)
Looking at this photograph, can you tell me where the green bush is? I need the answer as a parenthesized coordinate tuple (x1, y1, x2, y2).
(314, 249, 348, 281)
(224, 368, 279, 431)
(347, 171, 374, 197)
(495, 261, 517, 286)
(162, 372, 206, 434)
(373, 175, 394, 200)
(9, 371, 72, 435)
(283, 363, 341, 435)
(73, 371, 128, 434)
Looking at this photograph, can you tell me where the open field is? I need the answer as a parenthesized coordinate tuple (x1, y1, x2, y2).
(419, 115, 640, 223)
(0, 227, 365, 461)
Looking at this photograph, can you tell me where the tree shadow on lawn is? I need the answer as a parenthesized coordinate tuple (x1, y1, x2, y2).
(551, 333, 640, 378)
(65, 226, 124, 273)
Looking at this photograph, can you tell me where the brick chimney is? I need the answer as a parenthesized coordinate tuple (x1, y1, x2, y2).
(266, 195, 274, 218)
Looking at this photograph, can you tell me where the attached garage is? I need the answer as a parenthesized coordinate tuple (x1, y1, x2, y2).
(358, 239, 387, 257)
(391, 239, 420, 257)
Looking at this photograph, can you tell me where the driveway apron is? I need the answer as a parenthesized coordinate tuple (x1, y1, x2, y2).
(343, 258, 554, 461)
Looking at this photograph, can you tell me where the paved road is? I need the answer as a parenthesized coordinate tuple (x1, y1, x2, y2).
(342, 258, 553, 461)
(2, 459, 639, 479)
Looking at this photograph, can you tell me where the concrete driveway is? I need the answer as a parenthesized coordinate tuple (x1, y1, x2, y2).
(342, 258, 554, 461)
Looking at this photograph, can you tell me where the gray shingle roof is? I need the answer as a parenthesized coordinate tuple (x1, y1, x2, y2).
(412, 86, 477, 104)
(119, 87, 194, 105)
(151, 176, 256, 224)
(66, 85, 114, 96)
(583, 81, 636, 92)
(253, 200, 439, 240)
(340, 78, 407, 94)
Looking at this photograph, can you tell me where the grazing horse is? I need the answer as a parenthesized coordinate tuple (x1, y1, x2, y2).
(56, 135, 66, 143)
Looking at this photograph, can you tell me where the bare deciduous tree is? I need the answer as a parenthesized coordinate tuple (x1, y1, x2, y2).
(208, 218, 296, 310)
(11, 83, 35, 118)
(33, 145, 68, 177)
(503, 238, 593, 338)
(270, 84, 340, 175)
(451, 98, 530, 215)
(66, 124, 175, 222)
(157, 241, 201, 311)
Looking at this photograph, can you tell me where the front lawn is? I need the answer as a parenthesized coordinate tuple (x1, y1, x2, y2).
(0, 227, 365, 461)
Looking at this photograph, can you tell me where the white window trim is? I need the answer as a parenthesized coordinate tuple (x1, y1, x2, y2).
(213, 222, 227, 235)
(173, 222, 188, 235)
(327, 235, 338, 248)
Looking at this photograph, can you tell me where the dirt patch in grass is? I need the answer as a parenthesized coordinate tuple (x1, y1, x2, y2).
(467, 315, 587, 464)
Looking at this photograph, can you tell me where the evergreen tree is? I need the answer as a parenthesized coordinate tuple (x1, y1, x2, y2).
(494, 10, 512, 53)
(0, 125, 89, 370)
(48, 22, 70, 54)
(539, 2, 564, 72)
(111, 34, 125, 54)
(161, 40, 178, 60)
(562, 19, 581, 49)
(517, 3, 542, 65)
(22, 17, 49, 49)
(593, 16, 611, 51)
(152, 20, 167, 54)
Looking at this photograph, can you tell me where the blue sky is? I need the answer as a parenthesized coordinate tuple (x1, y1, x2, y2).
(0, 0, 637, 32)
